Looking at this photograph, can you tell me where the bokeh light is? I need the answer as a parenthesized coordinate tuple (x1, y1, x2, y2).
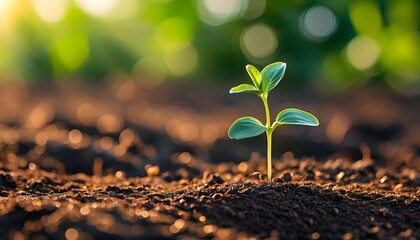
(196, 0, 245, 26)
(240, 24, 278, 61)
(299, 5, 338, 42)
(97, 114, 123, 134)
(346, 35, 380, 71)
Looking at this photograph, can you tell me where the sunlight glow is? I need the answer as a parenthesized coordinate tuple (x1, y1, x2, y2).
(33, 0, 68, 23)
(0, 0, 9, 8)
(0, 0, 14, 32)
(0, 0, 10, 11)
(75, 0, 119, 17)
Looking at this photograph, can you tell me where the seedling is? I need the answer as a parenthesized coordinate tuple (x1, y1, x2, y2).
(228, 62, 319, 183)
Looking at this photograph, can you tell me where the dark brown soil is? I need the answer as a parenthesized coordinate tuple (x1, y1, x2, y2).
(0, 81, 419, 240)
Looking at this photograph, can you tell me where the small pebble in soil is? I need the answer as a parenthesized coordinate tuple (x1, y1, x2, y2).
(106, 186, 121, 192)
(370, 226, 380, 234)
(26, 179, 46, 191)
(211, 174, 224, 184)
(311, 232, 320, 240)
(212, 193, 223, 201)
(272, 177, 283, 184)
(336, 171, 345, 182)
(161, 172, 175, 182)
(281, 172, 293, 183)
(146, 165, 160, 177)
(206, 174, 224, 185)
(399, 229, 413, 238)
(252, 172, 267, 182)
(342, 232, 353, 240)
(380, 175, 388, 183)
(0, 171, 16, 188)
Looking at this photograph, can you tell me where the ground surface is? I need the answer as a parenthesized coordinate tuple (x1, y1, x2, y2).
(0, 81, 419, 240)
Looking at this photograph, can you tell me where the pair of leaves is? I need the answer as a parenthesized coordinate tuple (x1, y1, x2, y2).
(229, 62, 286, 95)
(228, 108, 319, 140)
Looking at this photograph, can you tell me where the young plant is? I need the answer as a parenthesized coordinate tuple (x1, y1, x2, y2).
(228, 62, 319, 183)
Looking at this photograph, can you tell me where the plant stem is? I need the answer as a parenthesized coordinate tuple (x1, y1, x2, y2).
(266, 129, 273, 182)
(261, 94, 273, 182)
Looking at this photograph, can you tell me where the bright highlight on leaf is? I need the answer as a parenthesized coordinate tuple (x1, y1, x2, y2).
(260, 62, 286, 93)
(275, 108, 319, 126)
(228, 117, 266, 140)
(246, 64, 261, 89)
(229, 84, 259, 94)
(228, 61, 319, 183)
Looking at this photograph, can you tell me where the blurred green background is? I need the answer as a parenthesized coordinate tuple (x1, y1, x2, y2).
(0, 0, 418, 94)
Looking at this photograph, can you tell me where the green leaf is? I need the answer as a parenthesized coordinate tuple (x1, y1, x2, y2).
(228, 116, 266, 140)
(246, 64, 261, 88)
(229, 84, 259, 94)
(275, 108, 319, 126)
(260, 62, 286, 93)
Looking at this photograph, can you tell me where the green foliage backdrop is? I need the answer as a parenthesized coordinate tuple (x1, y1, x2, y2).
(0, 0, 418, 94)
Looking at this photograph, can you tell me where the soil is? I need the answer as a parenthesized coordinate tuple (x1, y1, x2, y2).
(0, 81, 419, 240)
